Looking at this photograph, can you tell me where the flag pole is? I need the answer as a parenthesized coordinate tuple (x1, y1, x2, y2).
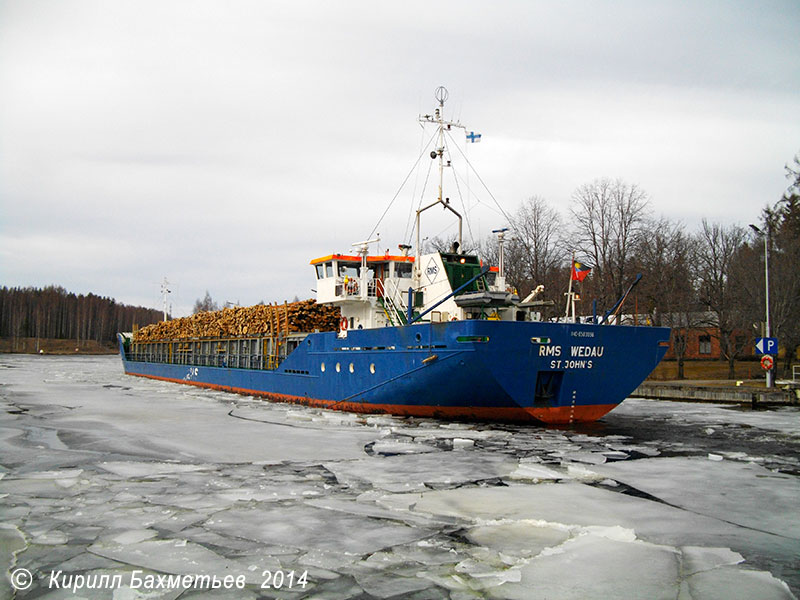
(565, 255, 574, 319)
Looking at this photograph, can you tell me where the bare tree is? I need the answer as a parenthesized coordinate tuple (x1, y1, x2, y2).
(193, 291, 219, 314)
(694, 220, 750, 379)
(508, 196, 566, 297)
(422, 235, 478, 255)
(633, 218, 699, 378)
(570, 178, 650, 308)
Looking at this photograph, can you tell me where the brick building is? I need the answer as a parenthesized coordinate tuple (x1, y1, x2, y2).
(662, 327, 754, 360)
(653, 312, 755, 361)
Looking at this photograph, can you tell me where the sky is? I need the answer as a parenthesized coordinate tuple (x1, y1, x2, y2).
(1, 0, 798, 317)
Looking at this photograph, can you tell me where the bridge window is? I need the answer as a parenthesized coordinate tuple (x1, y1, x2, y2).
(394, 262, 412, 278)
(339, 262, 359, 279)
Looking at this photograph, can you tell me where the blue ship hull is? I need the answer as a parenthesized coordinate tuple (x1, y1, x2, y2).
(119, 320, 669, 424)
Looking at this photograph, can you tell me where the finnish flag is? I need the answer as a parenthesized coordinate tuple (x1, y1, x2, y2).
(466, 131, 482, 143)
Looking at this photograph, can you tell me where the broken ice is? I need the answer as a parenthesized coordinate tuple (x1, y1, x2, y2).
(0, 355, 797, 599)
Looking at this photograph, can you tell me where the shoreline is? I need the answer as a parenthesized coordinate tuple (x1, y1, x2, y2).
(0, 337, 116, 355)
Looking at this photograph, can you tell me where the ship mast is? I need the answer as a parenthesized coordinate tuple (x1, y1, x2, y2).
(414, 86, 466, 283)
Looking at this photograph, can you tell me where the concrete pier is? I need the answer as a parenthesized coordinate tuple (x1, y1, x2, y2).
(631, 381, 800, 405)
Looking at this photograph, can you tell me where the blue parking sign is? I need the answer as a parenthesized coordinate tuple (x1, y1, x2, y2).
(755, 337, 778, 355)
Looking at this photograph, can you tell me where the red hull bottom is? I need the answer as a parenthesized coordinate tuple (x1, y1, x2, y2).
(127, 372, 618, 425)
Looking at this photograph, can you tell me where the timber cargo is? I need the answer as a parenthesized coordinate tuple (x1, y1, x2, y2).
(127, 300, 340, 371)
(118, 88, 670, 424)
(133, 299, 340, 340)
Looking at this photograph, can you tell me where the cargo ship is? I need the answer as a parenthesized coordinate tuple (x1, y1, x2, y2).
(118, 88, 670, 424)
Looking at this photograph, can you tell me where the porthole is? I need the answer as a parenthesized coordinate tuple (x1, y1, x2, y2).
(321, 362, 325, 372)
(415, 332, 422, 342)
(336, 362, 341, 373)
(370, 363, 375, 374)
(349, 363, 354, 373)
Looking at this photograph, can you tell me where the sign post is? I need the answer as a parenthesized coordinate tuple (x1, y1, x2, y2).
(755, 337, 778, 355)
(755, 337, 778, 387)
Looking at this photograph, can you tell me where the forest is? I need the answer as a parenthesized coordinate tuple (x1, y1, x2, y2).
(0, 286, 163, 347)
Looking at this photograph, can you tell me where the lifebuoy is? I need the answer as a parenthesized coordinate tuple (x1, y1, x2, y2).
(340, 317, 349, 331)
(760, 355, 773, 370)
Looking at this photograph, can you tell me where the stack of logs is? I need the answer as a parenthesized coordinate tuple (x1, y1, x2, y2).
(134, 299, 341, 342)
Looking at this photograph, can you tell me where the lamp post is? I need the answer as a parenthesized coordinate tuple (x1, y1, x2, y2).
(749, 223, 772, 388)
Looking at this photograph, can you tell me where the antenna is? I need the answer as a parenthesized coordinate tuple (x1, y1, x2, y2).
(351, 236, 381, 254)
(435, 86, 449, 106)
(414, 86, 469, 281)
(492, 228, 509, 280)
(160, 277, 171, 321)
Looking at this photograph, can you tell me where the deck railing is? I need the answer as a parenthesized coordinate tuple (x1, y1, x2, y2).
(126, 334, 307, 371)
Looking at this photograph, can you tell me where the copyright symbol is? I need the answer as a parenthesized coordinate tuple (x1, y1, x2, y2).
(10, 568, 33, 590)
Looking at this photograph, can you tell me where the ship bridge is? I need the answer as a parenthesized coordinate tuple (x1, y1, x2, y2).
(310, 252, 416, 330)
(310, 247, 535, 334)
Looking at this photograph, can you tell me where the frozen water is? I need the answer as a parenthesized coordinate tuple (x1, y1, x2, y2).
(33, 530, 70, 545)
(304, 497, 450, 527)
(466, 521, 571, 558)
(88, 539, 267, 585)
(370, 440, 439, 455)
(355, 569, 434, 598)
(684, 566, 796, 600)
(562, 450, 607, 464)
(180, 589, 259, 600)
(564, 463, 605, 481)
(507, 462, 565, 481)
(391, 425, 512, 441)
(592, 457, 800, 539)
(98, 462, 214, 478)
(499, 534, 682, 600)
(1, 355, 798, 598)
(378, 483, 755, 546)
(111, 530, 158, 545)
(324, 451, 518, 492)
(204, 504, 436, 554)
(681, 545, 744, 575)
(0, 524, 27, 599)
(616, 397, 800, 439)
(451, 437, 475, 450)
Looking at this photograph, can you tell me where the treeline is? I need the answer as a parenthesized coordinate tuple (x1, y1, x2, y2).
(0, 286, 163, 344)
(460, 152, 800, 378)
